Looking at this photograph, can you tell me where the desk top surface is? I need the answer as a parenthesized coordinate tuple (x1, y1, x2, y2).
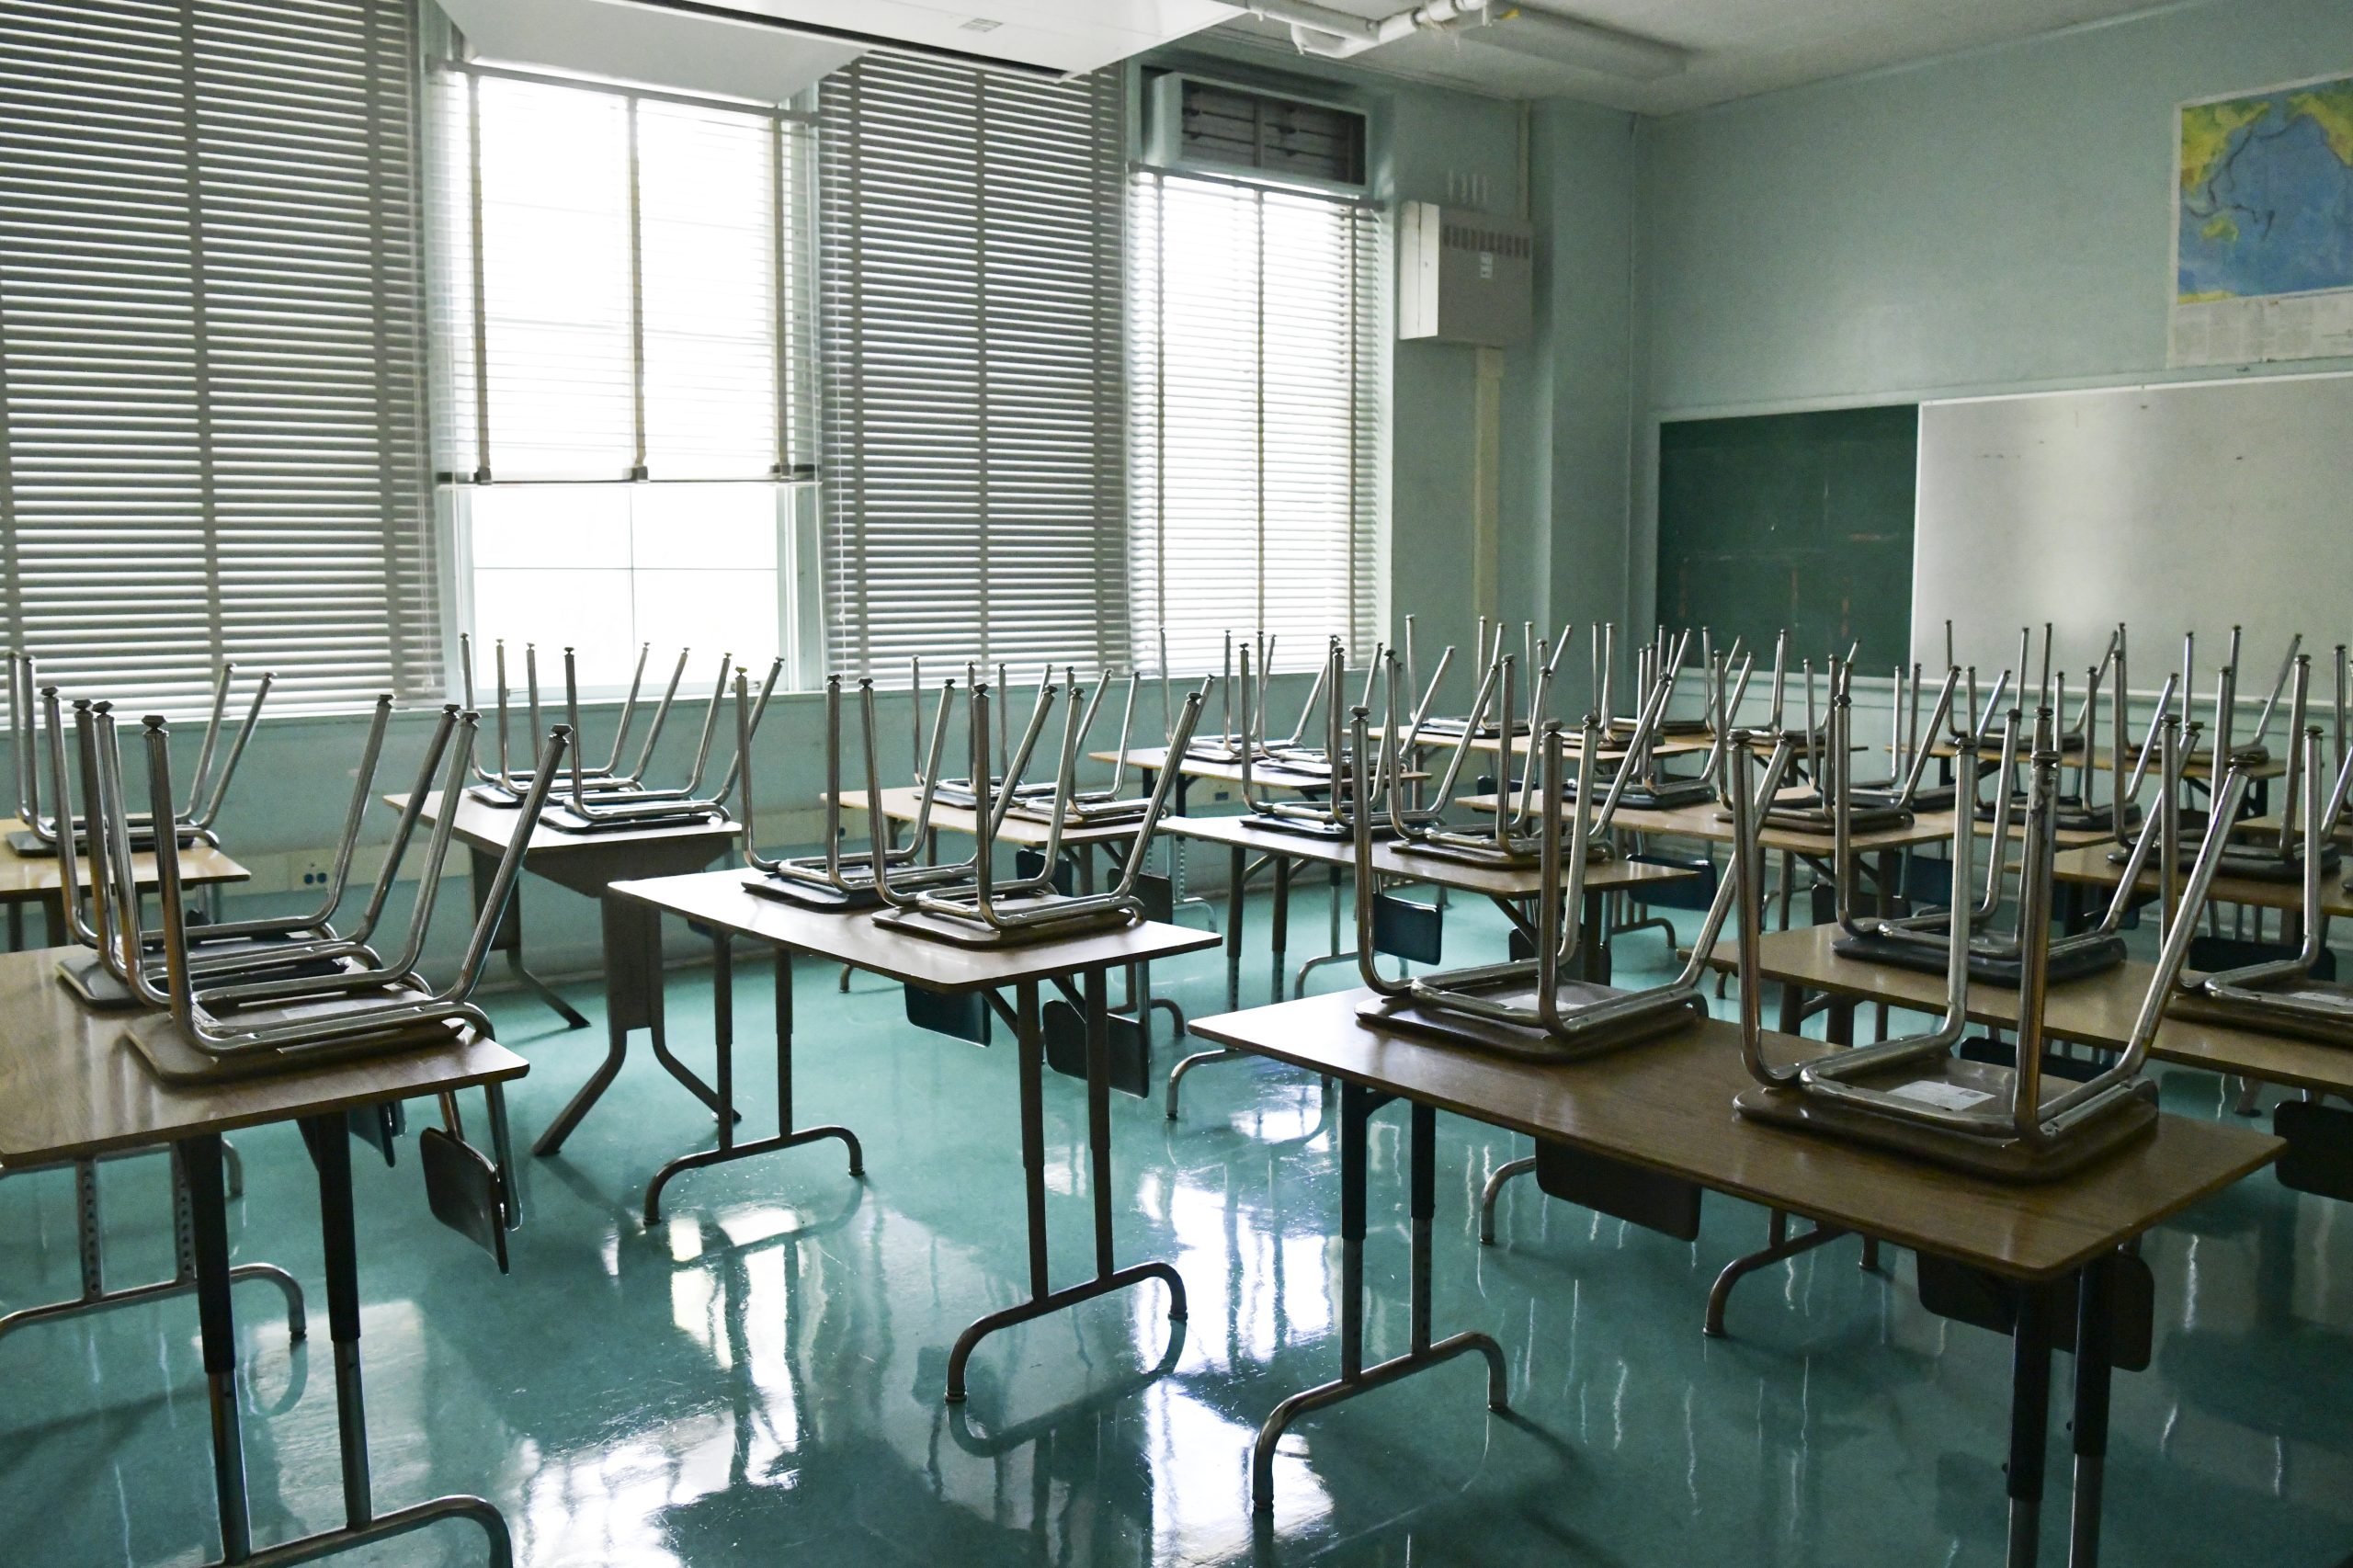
(1922, 740, 2288, 781)
(0, 947, 527, 1167)
(2050, 842, 2353, 917)
(1086, 745, 1340, 791)
(388, 790, 744, 860)
(1162, 811, 1699, 897)
(1457, 793, 1961, 855)
(830, 787, 1146, 848)
(1703, 922, 2353, 1096)
(0, 819, 250, 900)
(610, 868, 1221, 993)
(1187, 989, 2277, 1281)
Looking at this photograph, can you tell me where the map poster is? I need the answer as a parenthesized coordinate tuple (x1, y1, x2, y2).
(2172, 73, 2353, 368)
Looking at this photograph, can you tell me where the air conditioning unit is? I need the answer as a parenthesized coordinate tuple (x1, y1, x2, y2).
(1397, 201, 1533, 347)
(1142, 72, 1369, 194)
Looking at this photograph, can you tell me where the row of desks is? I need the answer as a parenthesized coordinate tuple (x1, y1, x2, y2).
(5, 755, 2309, 1564)
(1186, 991, 2279, 1562)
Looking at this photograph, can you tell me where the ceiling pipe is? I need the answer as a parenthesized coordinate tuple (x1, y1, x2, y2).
(1245, 0, 1688, 80)
(1245, 0, 1495, 60)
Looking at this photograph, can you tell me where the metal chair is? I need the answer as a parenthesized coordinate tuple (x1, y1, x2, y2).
(872, 676, 1207, 948)
(1353, 709, 1752, 1061)
(1730, 722, 2206, 1181)
(9, 648, 268, 855)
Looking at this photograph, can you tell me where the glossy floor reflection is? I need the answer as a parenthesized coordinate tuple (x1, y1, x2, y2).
(4, 887, 2350, 1567)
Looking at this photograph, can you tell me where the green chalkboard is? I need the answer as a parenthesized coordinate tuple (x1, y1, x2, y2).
(1654, 404, 1916, 676)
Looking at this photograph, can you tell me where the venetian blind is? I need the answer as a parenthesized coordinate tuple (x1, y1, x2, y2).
(0, 0, 440, 713)
(1128, 169, 1383, 677)
(817, 53, 1127, 682)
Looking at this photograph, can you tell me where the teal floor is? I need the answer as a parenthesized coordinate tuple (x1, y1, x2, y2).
(4, 886, 2351, 1567)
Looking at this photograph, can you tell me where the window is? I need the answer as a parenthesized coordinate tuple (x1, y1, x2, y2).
(433, 63, 814, 687)
(816, 53, 1127, 683)
(0, 0, 439, 714)
(1128, 169, 1384, 676)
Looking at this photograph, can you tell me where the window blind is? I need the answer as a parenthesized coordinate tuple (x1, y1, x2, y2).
(1129, 169, 1383, 677)
(0, 0, 440, 714)
(817, 54, 1127, 683)
(435, 64, 812, 483)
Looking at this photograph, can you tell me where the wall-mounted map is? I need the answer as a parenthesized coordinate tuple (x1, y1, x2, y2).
(2172, 74, 2353, 367)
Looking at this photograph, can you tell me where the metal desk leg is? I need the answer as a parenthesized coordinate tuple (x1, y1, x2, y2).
(1270, 854, 1291, 994)
(1252, 1091, 1506, 1511)
(1579, 887, 1611, 985)
(1872, 847, 1898, 1039)
(2067, 1257, 2115, 1568)
(1224, 845, 1246, 1008)
(40, 888, 65, 948)
(535, 893, 732, 1157)
(2008, 1280, 2057, 1568)
(642, 939, 863, 1226)
(1166, 848, 1259, 1119)
(0, 1150, 304, 1346)
(6, 899, 21, 951)
(1704, 1209, 1858, 1337)
(182, 1132, 252, 1562)
(947, 972, 1186, 1403)
(1477, 1153, 1539, 1244)
(474, 848, 586, 1030)
(232, 1114, 516, 1567)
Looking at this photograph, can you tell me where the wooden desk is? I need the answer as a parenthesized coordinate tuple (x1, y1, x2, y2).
(1433, 728, 1715, 763)
(830, 785, 1143, 851)
(1156, 811, 1699, 1116)
(1457, 791, 1957, 856)
(1699, 921, 2353, 1098)
(1088, 744, 1337, 795)
(0, 946, 529, 1567)
(1923, 738, 2288, 785)
(608, 869, 1219, 1406)
(2051, 841, 2353, 920)
(1187, 990, 2276, 1562)
(0, 815, 251, 948)
(385, 790, 741, 1154)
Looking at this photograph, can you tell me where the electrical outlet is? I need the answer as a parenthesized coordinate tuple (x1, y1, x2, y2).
(1211, 788, 1231, 802)
(292, 854, 338, 892)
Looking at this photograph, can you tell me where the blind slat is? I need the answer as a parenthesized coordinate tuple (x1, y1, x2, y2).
(0, 0, 439, 717)
(1128, 169, 1383, 680)
(818, 55, 1127, 685)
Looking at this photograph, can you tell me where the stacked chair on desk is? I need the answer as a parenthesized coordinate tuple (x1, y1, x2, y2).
(2167, 722, 2353, 1042)
(1833, 681, 2145, 985)
(1348, 648, 1751, 1059)
(55, 688, 568, 1269)
(9, 648, 270, 856)
(737, 664, 1208, 949)
(459, 632, 781, 834)
(1727, 709, 2216, 1180)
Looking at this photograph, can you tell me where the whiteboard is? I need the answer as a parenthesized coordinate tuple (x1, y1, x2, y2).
(1912, 372, 2353, 695)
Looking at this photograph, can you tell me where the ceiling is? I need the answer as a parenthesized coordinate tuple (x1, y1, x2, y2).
(1204, 0, 2183, 114)
(686, 0, 1235, 75)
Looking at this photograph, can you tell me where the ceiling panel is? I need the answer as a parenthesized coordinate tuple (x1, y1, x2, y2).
(1210, 0, 2178, 113)
(703, 0, 1240, 74)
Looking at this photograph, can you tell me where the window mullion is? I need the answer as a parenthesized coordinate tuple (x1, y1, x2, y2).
(465, 69, 492, 482)
(176, 0, 225, 672)
(626, 94, 648, 482)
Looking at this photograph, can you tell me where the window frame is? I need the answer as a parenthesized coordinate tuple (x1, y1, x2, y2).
(427, 58, 823, 692)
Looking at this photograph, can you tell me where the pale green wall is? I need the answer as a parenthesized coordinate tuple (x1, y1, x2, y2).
(1638, 0, 2353, 417)
(1627, 0, 2353, 631)
(1528, 101, 1640, 664)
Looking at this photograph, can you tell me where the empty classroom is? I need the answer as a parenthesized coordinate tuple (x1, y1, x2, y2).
(3, 1, 2351, 1565)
